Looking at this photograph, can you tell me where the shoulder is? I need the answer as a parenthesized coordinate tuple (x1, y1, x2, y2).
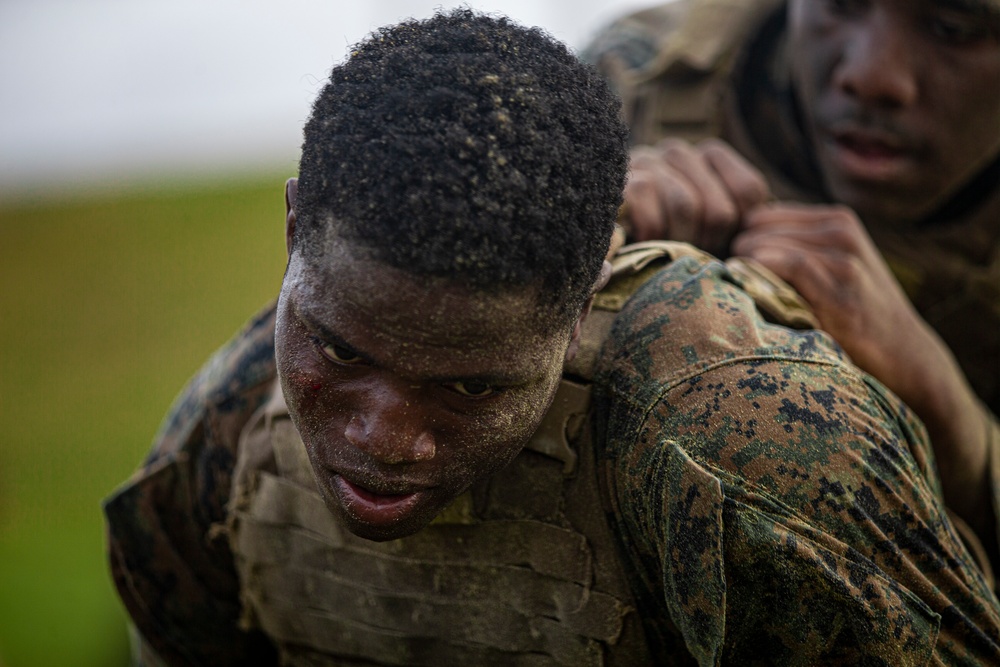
(103, 301, 281, 665)
(583, 0, 790, 148)
(147, 301, 279, 462)
(597, 251, 846, 408)
(105, 298, 281, 549)
(594, 249, 926, 493)
(581, 0, 693, 72)
(593, 256, 1000, 661)
(582, 0, 784, 80)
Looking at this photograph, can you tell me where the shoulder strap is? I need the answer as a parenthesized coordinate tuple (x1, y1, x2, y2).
(544, 240, 815, 476)
(566, 240, 817, 383)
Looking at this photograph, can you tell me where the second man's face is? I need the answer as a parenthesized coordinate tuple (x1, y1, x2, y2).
(787, 0, 1000, 226)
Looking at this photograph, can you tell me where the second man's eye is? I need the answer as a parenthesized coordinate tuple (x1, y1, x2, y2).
(928, 14, 992, 45)
(447, 381, 495, 398)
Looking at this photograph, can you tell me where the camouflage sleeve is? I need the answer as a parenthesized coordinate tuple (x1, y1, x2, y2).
(579, 2, 687, 72)
(103, 305, 280, 666)
(595, 257, 1000, 665)
(578, 1, 691, 116)
(987, 411, 1000, 576)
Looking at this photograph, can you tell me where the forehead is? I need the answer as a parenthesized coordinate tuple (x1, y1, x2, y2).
(284, 247, 567, 379)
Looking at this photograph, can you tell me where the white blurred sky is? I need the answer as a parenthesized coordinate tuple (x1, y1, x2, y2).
(0, 0, 653, 199)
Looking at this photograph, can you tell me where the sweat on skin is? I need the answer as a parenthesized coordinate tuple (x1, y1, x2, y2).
(274, 184, 608, 541)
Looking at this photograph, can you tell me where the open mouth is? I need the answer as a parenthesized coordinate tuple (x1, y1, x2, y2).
(824, 129, 911, 182)
(333, 474, 428, 527)
(343, 477, 418, 505)
(838, 134, 901, 159)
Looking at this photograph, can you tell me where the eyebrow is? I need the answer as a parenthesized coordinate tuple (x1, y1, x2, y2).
(933, 0, 1000, 19)
(294, 303, 536, 387)
(296, 305, 373, 363)
(419, 369, 534, 387)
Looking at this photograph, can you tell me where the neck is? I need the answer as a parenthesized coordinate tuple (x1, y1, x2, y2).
(916, 153, 1000, 229)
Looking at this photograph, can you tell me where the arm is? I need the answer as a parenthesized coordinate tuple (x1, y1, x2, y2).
(614, 138, 1000, 577)
(103, 307, 280, 666)
(105, 449, 277, 666)
(732, 203, 999, 571)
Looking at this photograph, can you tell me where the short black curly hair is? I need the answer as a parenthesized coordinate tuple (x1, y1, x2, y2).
(294, 8, 628, 324)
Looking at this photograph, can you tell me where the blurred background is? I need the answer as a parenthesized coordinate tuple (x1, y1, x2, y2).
(0, 1, 650, 665)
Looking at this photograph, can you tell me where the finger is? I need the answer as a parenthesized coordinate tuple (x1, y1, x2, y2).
(740, 206, 877, 263)
(737, 238, 843, 314)
(655, 165, 702, 244)
(627, 153, 701, 242)
(733, 224, 837, 256)
(744, 202, 851, 231)
(657, 138, 738, 251)
(698, 138, 771, 216)
(623, 171, 668, 241)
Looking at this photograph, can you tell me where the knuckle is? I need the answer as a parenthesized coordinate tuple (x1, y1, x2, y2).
(666, 186, 700, 223)
(732, 185, 762, 209)
(832, 254, 865, 286)
(629, 146, 656, 165)
(827, 204, 861, 225)
(741, 173, 770, 200)
(657, 137, 693, 159)
(702, 207, 737, 233)
(778, 247, 806, 272)
(823, 218, 865, 253)
(626, 174, 655, 195)
(697, 137, 732, 158)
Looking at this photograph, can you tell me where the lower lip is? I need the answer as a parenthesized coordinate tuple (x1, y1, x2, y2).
(826, 137, 910, 182)
(333, 475, 425, 527)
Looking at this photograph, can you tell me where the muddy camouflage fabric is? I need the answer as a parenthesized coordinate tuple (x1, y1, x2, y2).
(593, 256, 1000, 664)
(105, 255, 1000, 665)
(582, 0, 1000, 421)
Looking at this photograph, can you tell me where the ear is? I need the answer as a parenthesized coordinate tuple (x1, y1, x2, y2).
(565, 259, 613, 363)
(284, 177, 298, 258)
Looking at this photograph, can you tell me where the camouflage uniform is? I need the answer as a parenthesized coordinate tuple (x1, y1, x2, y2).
(582, 0, 1000, 421)
(105, 248, 1000, 665)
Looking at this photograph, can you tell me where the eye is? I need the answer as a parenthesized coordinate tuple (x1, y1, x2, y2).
(446, 380, 495, 398)
(313, 337, 364, 365)
(927, 14, 992, 45)
(821, 0, 866, 17)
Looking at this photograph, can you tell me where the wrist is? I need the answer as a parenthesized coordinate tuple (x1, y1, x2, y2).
(897, 327, 989, 518)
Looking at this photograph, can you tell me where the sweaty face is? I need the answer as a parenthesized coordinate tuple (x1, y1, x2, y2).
(274, 245, 573, 542)
(787, 0, 1000, 226)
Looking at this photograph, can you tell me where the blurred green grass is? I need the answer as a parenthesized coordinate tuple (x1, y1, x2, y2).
(0, 175, 291, 667)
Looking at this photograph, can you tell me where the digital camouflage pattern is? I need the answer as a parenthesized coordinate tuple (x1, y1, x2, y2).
(594, 255, 1000, 664)
(582, 0, 1000, 419)
(105, 251, 1000, 664)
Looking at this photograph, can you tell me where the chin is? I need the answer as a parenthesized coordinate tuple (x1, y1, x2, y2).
(317, 488, 439, 543)
(340, 512, 432, 543)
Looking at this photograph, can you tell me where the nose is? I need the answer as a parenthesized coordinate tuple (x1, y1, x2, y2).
(833, 13, 918, 108)
(343, 380, 436, 465)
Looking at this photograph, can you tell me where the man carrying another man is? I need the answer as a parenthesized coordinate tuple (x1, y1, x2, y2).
(105, 9, 1000, 665)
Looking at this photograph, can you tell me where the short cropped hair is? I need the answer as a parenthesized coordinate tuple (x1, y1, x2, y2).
(294, 8, 629, 323)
